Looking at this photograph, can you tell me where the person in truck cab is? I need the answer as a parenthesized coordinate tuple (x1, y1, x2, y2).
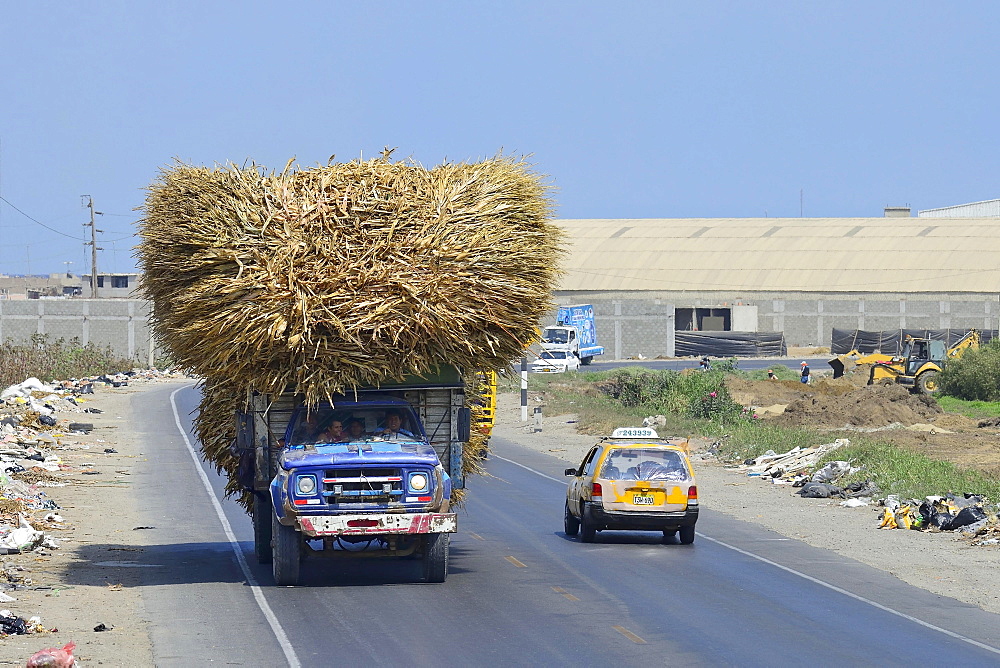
(344, 418, 367, 440)
(318, 419, 345, 442)
(375, 410, 415, 440)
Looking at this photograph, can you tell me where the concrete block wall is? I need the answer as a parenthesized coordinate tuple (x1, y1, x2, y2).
(550, 298, 675, 359)
(557, 290, 999, 352)
(0, 299, 158, 365)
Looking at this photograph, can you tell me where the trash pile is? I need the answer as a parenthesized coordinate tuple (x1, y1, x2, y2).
(730, 437, 1000, 541)
(877, 493, 998, 537)
(732, 439, 880, 501)
(137, 155, 564, 508)
(734, 439, 851, 482)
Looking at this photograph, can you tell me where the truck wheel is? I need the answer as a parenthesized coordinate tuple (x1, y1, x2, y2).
(581, 356, 593, 365)
(272, 515, 301, 586)
(580, 506, 597, 543)
(564, 501, 580, 536)
(679, 525, 695, 545)
(916, 370, 940, 395)
(423, 533, 449, 583)
(253, 494, 273, 564)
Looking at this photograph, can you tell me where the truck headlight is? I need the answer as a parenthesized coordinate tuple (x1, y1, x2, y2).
(408, 473, 428, 492)
(296, 475, 317, 495)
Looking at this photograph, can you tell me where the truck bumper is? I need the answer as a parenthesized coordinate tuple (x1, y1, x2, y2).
(297, 513, 457, 537)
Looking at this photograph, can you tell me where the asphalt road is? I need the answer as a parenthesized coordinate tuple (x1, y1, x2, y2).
(127, 383, 1000, 666)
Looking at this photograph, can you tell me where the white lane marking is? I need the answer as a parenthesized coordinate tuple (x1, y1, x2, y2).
(491, 453, 566, 483)
(697, 534, 1000, 657)
(171, 386, 301, 668)
(498, 449, 1000, 656)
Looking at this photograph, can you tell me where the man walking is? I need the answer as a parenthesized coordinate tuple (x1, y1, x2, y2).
(800, 361, 811, 384)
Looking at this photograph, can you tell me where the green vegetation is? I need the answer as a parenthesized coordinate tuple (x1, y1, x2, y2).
(830, 438, 1000, 501)
(0, 335, 135, 388)
(936, 395, 1000, 419)
(939, 339, 1000, 401)
(526, 366, 998, 501)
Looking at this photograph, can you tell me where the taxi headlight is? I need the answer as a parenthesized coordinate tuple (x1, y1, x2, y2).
(409, 473, 428, 492)
(296, 475, 317, 495)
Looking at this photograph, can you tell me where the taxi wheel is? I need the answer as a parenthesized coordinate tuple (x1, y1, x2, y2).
(662, 529, 676, 542)
(580, 507, 597, 543)
(564, 502, 580, 536)
(679, 525, 695, 545)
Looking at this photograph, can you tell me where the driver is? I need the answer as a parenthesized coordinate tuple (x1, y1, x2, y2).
(375, 410, 415, 439)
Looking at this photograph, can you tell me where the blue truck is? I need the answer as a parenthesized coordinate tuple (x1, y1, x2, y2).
(238, 366, 471, 585)
(540, 304, 604, 364)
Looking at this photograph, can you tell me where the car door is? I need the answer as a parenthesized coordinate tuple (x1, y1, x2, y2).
(569, 446, 600, 516)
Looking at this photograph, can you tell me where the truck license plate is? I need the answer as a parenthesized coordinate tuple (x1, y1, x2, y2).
(633, 494, 655, 505)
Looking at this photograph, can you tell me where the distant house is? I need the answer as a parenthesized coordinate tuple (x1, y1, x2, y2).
(0, 274, 82, 300)
(80, 273, 142, 299)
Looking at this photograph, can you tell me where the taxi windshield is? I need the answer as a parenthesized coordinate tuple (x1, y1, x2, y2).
(599, 448, 688, 481)
(540, 351, 567, 360)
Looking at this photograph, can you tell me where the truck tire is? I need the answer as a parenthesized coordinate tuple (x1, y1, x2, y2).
(272, 515, 301, 586)
(581, 356, 593, 365)
(423, 533, 449, 583)
(679, 525, 695, 545)
(580, 506, 597, 543)
(564, 501, 580, 536)
(254, 494, 273, 564)
(916, 370, 940, 395)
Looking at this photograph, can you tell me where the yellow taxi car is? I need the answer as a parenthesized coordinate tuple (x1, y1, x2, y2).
(564, 427, 698, 544)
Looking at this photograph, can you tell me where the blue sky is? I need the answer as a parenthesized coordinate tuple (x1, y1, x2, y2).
(1, 2, 998, 275)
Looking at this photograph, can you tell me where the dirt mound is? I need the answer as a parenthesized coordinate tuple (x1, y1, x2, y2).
(727, 376, 944, 429)
(773, 383, 942, 428)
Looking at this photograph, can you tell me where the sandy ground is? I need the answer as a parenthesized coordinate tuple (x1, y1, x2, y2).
(492, 391, 1000, 616)
(0, 380, 193, 665)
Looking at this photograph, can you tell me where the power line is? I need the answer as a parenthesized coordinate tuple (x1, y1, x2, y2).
(0, 196, 86, 240)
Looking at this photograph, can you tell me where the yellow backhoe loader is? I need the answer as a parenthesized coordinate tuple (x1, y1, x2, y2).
(830, 330, 980, 395)
(828, 350, 895, 380)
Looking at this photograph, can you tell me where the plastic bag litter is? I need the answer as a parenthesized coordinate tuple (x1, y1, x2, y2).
(0, 516, 43, 553)
(797, 482, 843, 498)
(811, 461, 857, 483)
(0, 611, 28, 635)
(879, 504, 919, 529)
(840, 498, 870, 508)
(0, 378, 55, 401)
(928, 512, 955, 530)
(949, 506, 988, 530)
(958, 518, 990, 537)
(26, 641, 76, 668)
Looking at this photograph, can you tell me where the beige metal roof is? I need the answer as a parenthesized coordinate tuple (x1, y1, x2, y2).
(555, 218, 1000, 293)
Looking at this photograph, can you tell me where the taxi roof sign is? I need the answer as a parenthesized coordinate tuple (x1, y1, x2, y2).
(610, 427, 659, 439)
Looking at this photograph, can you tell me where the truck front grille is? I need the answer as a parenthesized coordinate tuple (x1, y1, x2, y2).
(322, 467, 404, 503)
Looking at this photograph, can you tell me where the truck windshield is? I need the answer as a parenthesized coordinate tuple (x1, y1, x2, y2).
(542, 327, 569, 344)
(288, 405, 424, 447)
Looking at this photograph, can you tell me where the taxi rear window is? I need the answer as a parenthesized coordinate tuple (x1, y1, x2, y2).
(599, 448, 688, 481)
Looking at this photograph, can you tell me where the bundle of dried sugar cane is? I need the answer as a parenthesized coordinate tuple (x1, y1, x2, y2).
(138, 153, 563, 508)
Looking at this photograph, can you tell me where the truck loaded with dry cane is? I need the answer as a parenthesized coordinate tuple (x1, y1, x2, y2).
(137, 152, 563, 585)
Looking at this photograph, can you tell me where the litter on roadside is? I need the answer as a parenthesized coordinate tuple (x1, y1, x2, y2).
(876, 492, 998, 536)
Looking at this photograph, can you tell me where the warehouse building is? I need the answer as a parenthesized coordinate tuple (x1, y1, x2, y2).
(552, 211, 1000, 359)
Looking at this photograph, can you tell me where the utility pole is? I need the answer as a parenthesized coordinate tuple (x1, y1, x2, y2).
(82, 196, 104, 298)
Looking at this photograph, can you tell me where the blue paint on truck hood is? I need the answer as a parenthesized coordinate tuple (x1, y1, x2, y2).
(280, 441, 442, 470)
